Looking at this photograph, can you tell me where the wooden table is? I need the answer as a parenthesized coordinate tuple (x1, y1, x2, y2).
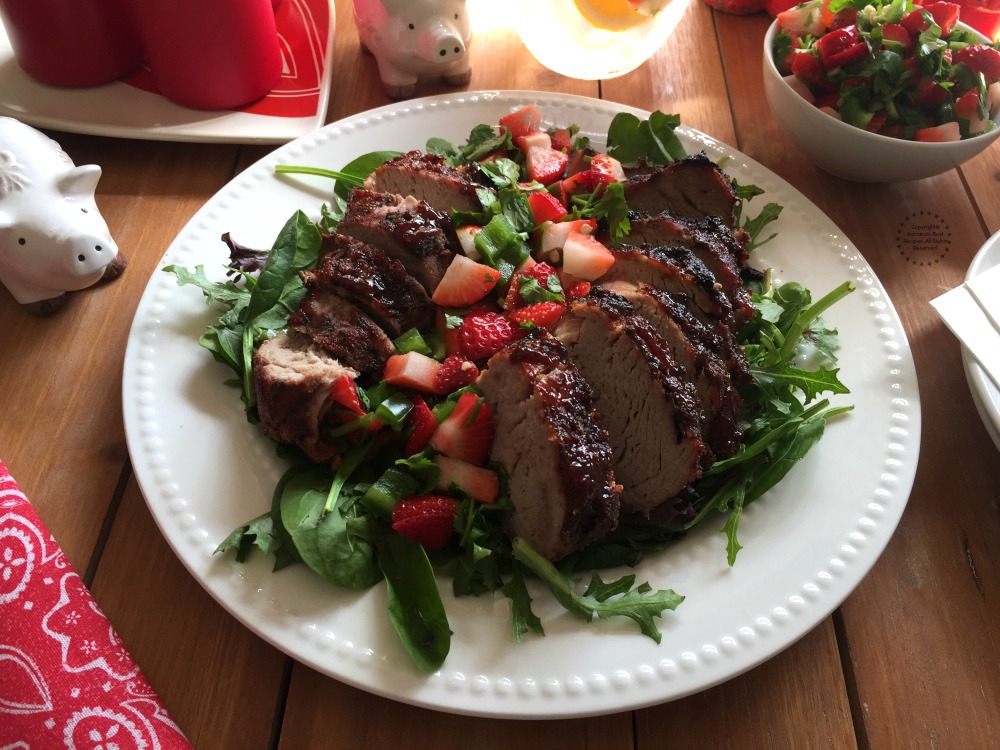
(2, 1, 998, 746)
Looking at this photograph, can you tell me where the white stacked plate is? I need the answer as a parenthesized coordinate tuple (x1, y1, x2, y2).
(963, 230, 1000, 452)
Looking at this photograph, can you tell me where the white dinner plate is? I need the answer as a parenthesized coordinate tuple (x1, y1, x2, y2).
(0, 0, 334, 144)
(963, 232, 1000, 452)
(122, 91, 921, 718)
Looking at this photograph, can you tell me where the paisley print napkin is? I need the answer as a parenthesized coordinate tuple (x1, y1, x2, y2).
(0, 459, 191, 749)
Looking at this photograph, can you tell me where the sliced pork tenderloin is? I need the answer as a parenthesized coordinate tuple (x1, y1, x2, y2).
(477, 332, 621, 561)
(599, 244, 735, 328)
(609, 212, 755, 326)
(288, 288, 395, 376)
(304, 233, 434, 338)
(337, 189, 459, 293)
(553, 288, 706, 516)
(600, 279, 743, 460)
(621, 153, 738, 227)
(364, 150, 489, 214)
(252, 331, 358, 465)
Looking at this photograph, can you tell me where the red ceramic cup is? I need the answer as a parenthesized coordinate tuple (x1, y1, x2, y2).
(129, 0, 283, 111)
(0, 0, 143, 87)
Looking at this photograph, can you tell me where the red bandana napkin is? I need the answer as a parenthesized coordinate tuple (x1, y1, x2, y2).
(0, 459, 191, 748)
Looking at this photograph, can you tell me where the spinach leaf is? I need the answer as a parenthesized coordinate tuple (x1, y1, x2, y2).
(606, 111, 686, 166)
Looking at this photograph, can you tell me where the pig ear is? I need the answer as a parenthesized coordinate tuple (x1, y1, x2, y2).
(57, 164, 102, 197)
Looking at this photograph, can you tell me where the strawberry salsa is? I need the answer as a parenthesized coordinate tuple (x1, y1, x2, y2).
(773, 0, 1000, 140)
(166, 105, 854, 671)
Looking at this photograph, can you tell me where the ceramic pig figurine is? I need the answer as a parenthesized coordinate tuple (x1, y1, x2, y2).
(353, 0, 473, 99)
(0, 117, 125, 315)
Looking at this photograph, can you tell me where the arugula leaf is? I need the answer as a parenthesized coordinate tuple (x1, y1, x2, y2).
(215, 512, 281, 563)
(511, 537, 684, 643)
(501, 563, 546, 642)
(606, 111, 687, 166)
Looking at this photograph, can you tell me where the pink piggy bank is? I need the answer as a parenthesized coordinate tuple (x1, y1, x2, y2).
(0, 118, 125, 315)
(352, 0, 473, 99)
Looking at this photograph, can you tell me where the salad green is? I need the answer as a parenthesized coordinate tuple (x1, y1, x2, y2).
(165, 110, 855, 672)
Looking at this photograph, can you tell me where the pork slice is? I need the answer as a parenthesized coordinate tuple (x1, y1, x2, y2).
(303, 233, 434, 338)
(252, 331, 358, 465)
(288, 288, 394, 376)
(553, 289, 706, 516)
(364, 150, 487, 214)
(621, 153, 738, 227)
(600, 244, 734, 327)
(477, 332, 621, 561)
(337, 189, 459, 293)
(601, 280, 743, 460)
(612, 212, 754, 327)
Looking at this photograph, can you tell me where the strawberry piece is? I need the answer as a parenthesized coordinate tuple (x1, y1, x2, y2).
(503, 261, 558, 310)
(429, 392, 495, 465)
(431, 254, 502, 308)
(525, 145, 569, 185)
(538, 218, 597, 259)
(582, 153, 626, 190)
(914, 121, 961, 142)
(434, 455, 500, 504)
(330, 373, 365, 417)
(434, 354, 480, 394)
(458, 311, 521, 360)
(954, 45, 1000, 82)
(565, 280, 591, 299)
(561, 231, 616, 281)
(391, 495, 461, 550)
(527, 191, 569, 225)
(402, 396, 438, 456)
(550, 127, 573, 152)
(507, 301, 567, 329)
(499, 104, 543, 142)
(516, 131, 552, 152)
(790, 51, 824, 85)
(382, 351, 442, 394)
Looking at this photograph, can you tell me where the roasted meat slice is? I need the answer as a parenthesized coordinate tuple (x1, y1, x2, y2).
(337, 189, 459, 293)
(477, 332, 621, 562)
(304, 233, 434, 338)
(553, 289, 706, 516)
(252, 331, 357, 465)
(612, 212, 755, 326)
(621, 153, 738, 227)
(601, 279, 743, 460)
(364, 150, 488, 214)
(288, 288, 394, 376)
(600, 244, 735, 328)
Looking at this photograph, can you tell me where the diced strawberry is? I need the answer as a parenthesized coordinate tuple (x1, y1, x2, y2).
(583, 154, 626, 190)
(429, 392, 495, 465)
(391, 495, 461, 550)
(434, 455, 499, 504)
(538, 218, 597, 259)
(814, 92, 840, 109)
(562, 232, 615, 281)
(507, 301, 567, 328)
(816, 25, 869, 70)
(503, 261, 559, 309)
(525, 145, 569, 186)
(912, 77, 949, 107)
(558, 170, 591, 203)
(499, 104, 543, 142)
(989, 81, 1000, 117)
(434, 354, 479, 394)
(402, 396, 438, 456)
(431, 254, 502, 307)
(783, 74, 816, 104)
(880, 22, 913, 50)
(382, 351, 442, 394)
(454, 225, 482, 259)
(776, 5, 828, 36)
(550, 127, 573, 152)
(954, 45, 1000, 82)
(823, 6, 857, 29)
(435, 306, 462, 356)
(458, 311, 521, 360)
(865, 111, 888, 132)
(565, 280, 591, 299)
(516, 131, 552, 152)
(924, 2, 960, 35)
(527, 191, 569, 225)
(914, 121, 962, 142)
(330, 374, 365, 417)
(790, 51, 825, 85)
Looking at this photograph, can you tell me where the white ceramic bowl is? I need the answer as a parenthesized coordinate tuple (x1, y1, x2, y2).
(762, 19, 1000, 182)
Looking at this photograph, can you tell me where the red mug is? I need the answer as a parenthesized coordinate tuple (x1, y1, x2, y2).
(129, 0, 283, 110)
(0, 0, 143, 87)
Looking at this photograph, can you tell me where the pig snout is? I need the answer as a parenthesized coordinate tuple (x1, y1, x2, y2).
(417, 20, 466, 63)
(68, 231, 118, 278)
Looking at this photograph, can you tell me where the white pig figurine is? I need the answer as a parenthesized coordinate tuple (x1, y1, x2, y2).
(353, 0, 473, 99)
(0, 117, 124, 315)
